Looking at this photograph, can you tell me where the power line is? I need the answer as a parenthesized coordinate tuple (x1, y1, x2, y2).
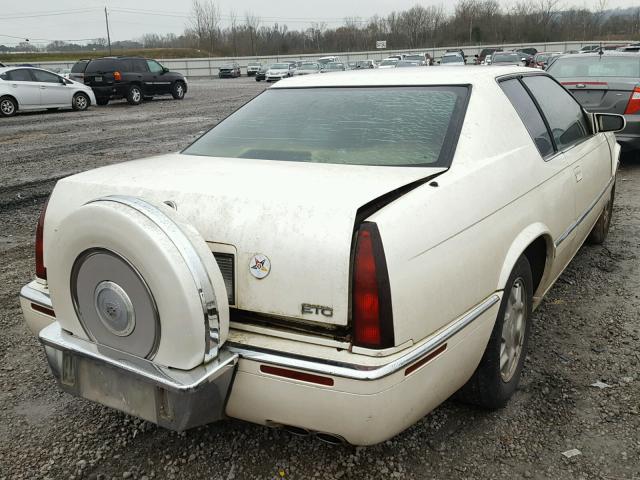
(0, 8, 97, 20)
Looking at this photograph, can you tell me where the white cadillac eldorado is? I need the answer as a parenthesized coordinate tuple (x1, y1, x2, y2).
(20, 67, 622, 445)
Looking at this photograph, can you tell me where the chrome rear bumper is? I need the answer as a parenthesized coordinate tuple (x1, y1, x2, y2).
(40, 323, 238, 431)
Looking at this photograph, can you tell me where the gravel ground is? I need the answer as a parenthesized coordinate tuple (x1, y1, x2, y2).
(1, 77, 639, 480)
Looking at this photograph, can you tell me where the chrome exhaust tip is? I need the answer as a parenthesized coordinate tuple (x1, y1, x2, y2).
(283, 425, 311, 437)
(316, 432, 346, 445)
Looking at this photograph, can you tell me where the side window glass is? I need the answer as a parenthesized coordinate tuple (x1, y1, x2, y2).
(31, 69, 61, 83)
(132, 60, 148, 73)
(7, 69, 33, 82)
(500, 78, 554, 157)
(146, 60, 163, 73)
(119, 60, 133, 72)
(522, 75, 591, 150)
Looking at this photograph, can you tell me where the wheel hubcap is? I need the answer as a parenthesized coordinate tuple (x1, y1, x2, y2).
(177, 85, 183, 97)
(1, 100, 14, 114)
(76, 96, 87, 109)
(500, 278, 527, 382)
(133, 89, 141, 102)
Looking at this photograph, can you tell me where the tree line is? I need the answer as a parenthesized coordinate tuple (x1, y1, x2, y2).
(2, 1, 640, 56)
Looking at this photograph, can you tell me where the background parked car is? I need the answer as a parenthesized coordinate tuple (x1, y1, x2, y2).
(396, 60, 420, 68)
(246, 62, 262, 76)
(490, 52, 526, 66)
(477, 48, 502, 64)
(317, 56, 341, 67)
(579, 45, 600, 53)
(321, 62, 346, 72)
(532, 52, 563, 69)
(546, 52, 640, 152)
(81, 56, 187, 106)
(355, 59, 376, 69)
(294, 62, 321, 75)
(255, 64, 269, 82)
(403, 54, 427, 66)
(219, 63, 241, 78)
(378, 58, 399, 69)
(266, 63, 296, 81)
(0, 66, 95, 117)
(440, 52, 465, 65)
(69, 59, 90, 83)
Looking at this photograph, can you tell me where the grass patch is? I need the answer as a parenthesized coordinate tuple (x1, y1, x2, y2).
(0, 48, 211, 63)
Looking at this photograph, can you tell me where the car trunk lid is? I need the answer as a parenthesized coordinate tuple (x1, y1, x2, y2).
(45, 153, 445, 328)
(561, 77, 637, 113)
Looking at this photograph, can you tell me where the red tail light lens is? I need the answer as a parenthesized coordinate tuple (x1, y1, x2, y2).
(352, 222, 394, 349)
(113, 71, 122, 81)
(35, 198, 49, 280)
(624, 86, 640, 115)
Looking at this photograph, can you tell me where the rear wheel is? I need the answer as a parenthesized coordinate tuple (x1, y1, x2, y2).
(456, 255, 533, 408)
(72, 92, 90, 111)
(96, 97, 109, 106)
(171, 81, 186, 100)
(126, 85, 143, 106)
(588, 184, 615, 245)
(0, 96, 17, 117)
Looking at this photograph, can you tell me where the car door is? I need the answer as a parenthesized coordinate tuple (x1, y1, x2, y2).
(146, 60, 169, 94)
(30, 69, 71, 106)
(4, 68, 41, 106)
(499, 77, 578, 279)
(521, 75, 612, 248)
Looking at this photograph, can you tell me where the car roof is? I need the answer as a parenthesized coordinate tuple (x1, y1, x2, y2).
(271, 66, 533, 88)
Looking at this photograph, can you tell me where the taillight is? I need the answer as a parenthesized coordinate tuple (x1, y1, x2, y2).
(113, 71, 122, 81)
(624, 86, 640, 115)
(35, 198, 49, 280)
(352, 222, 394, 349)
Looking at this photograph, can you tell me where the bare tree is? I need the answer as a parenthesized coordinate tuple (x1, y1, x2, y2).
(244, 12, 261, 56)
(190, 0, 221, 54)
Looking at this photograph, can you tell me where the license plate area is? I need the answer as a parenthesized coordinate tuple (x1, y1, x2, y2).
(94, 76, 102, 82)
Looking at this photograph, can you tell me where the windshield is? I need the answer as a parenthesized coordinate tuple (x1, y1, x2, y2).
(325, 63, 343, 69)
(404, 55, 423, 61)
(183, 86, 469, 167)
(301, 63, 319, 69)
(493, 53, 520, 63)
(85, 59, 116, 73)
(248, 62, 260, 66)
(380, 59, 397, 66)
(271, 64, 289, 69)
(441, 55, 462, 64)
(317, 58, 335, 65)
(547, 55, 640, 78)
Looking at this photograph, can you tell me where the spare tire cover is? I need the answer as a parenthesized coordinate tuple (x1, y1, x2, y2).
(46, 196, 229, 371)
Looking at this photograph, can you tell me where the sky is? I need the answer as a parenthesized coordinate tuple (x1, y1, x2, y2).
(1, 0, 638, 46)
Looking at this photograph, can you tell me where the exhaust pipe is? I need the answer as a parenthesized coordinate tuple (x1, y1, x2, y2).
(316, 432, 346, 445)
(283, 425, 311, 437)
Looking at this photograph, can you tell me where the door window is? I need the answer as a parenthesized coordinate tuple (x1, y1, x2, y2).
(6, 69, 33, 81)
(132, 59, 149, 73)
(146, 60, 164, 73)
(522, 75, 591, 150)
(500, 78, 554, 157)
(31, 69, 62, 83)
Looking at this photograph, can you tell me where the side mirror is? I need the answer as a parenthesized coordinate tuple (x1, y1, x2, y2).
(162, 67, 169, 73)
(594, 113, 626, 133)
(58, 76, 66, 84)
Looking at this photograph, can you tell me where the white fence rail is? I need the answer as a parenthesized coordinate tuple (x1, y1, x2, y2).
(7, 40, 630, 77)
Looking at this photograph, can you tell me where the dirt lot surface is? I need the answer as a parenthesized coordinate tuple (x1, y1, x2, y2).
(1, 78, 638, 480)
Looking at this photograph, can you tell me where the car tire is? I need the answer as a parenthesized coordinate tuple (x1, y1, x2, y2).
(456, 255, 533, 409)
(96, 97, 109, 106)
(0, 96, 17, 117)
(587, 184, 615, 245)
(126, 85, 143, 106)
(72, 93, 90, 111)
(171, 81, 186, 100)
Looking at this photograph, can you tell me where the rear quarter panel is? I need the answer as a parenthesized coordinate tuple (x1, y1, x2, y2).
(369, 77, 576, 345)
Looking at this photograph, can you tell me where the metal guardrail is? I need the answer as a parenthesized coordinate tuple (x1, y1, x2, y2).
(7, 40, 631, 77)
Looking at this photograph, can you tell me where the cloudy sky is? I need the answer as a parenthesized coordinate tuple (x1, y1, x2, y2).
(1, 0, 638, 45)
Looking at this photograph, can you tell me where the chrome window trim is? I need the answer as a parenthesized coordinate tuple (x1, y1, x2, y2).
(555, 175, 615, 247)
(89, 196, 221, 363)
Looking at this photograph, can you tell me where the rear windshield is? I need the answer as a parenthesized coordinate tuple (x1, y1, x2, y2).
(183, 86, 469, 167)
(548, 56, 640, 78)
(441, 55, 462, 63)
(85, 59, 117, 73)
(493, 53, 520, 62)
(71, 60, 89, 73)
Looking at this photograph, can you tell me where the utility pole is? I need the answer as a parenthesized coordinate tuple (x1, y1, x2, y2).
(104, 6, 112, 55)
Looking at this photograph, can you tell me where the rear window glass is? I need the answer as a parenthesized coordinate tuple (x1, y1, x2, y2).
(71, 60, 88, 73)
(85, 59, 117, 73)
(183, 86, 469, 167)
(547, 56, 640, 78)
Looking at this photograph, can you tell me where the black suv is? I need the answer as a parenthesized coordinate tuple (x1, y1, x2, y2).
(80, 56, 187, 106)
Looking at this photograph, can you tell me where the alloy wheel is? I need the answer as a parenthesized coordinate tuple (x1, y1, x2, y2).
(1, 99, 15, 115)
(500, 278, 527, 382)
